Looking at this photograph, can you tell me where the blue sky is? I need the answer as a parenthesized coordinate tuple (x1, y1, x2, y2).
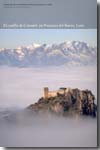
(0, 29, 97, 49)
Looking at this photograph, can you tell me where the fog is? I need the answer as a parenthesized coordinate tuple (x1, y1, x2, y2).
(0, 109, 97, 147)
(0, 66, 97, 147)
(0, 66, 97, 108)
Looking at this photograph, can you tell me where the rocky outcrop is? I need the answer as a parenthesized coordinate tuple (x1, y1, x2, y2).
(27, 88, 97, 117)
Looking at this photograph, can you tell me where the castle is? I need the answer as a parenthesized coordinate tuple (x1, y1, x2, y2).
(43, 87, 73, 98)
(28, 87, 96, 117)
(43, 87, 83, 112)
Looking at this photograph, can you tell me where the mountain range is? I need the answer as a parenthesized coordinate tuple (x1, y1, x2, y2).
(0, 41, 97, 67)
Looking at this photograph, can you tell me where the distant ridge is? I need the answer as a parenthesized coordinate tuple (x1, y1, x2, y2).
(0, 41, 97, 67)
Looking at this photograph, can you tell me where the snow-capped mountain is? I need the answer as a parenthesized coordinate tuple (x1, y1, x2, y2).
(0, 41, 97, 67)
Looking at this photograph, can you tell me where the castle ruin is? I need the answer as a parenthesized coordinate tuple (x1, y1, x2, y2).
(43, 87, 86, 112)
(43, 87, 69, 99)
(28, 87, 96, 117)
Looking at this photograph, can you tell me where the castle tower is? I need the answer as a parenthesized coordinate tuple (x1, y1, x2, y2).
(44, 87, 49, 99)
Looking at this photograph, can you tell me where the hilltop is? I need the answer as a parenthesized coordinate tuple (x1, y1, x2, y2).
(27, 88, 97, 117)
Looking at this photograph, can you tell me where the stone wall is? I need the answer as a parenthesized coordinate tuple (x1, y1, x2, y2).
(43, 87, 65, 98)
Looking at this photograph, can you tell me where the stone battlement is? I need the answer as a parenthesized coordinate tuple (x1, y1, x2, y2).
(43, 87, 71, 99)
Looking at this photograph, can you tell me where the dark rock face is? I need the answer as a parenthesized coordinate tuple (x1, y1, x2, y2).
(27, 88, 97, 117)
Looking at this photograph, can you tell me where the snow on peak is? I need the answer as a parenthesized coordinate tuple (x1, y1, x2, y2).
(0, 41, 97, 67)
(26, 43, 41, 50)
(0, 48, 6, 52)
(32, 43, 41, 48)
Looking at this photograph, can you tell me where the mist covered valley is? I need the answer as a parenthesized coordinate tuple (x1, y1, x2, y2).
(0, 66, 97, 147)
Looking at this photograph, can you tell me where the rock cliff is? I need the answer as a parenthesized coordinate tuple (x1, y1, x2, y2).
(27, 88, 97, 117)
